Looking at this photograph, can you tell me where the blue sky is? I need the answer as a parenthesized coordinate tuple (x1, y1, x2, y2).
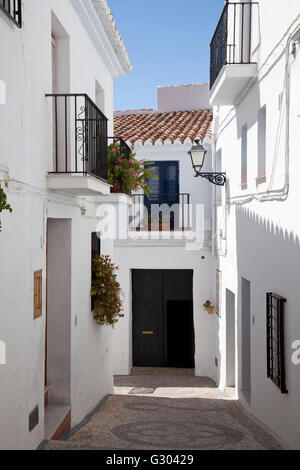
(108, 0, 225, 110)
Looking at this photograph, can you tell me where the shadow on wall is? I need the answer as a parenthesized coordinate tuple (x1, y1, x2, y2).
(236, 205, 300, 284)
(235, 205, 300, 405)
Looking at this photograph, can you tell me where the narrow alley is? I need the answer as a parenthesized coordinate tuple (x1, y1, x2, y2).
(45, 375, 282, 451)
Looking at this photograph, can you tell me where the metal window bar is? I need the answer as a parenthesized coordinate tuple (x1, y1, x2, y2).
(266, 293, 288, 394)
(0, 0, 22, 27)
(210, 2, 258, 89)
(46, 94, 109, 181)
(130, 193, 191, 232)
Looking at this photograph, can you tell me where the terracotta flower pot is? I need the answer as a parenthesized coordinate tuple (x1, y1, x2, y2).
(205, 306, 214, 315)
(111, 181, 121, 194)
(148, 222, 173, 232)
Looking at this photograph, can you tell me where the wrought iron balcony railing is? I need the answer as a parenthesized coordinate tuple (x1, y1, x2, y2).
(108, 136, 132, 161)
(46, 93, 109, 181)
(130, 193, 191, 232)
(0, 0, 22, 27)
(210, 2, 257, 89)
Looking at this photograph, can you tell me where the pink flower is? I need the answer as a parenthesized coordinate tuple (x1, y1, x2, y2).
(112, 148, 117, 153)
(115, 165, 119, 169)
(129, 160, 132, 164)
(119, 159, 123, 163)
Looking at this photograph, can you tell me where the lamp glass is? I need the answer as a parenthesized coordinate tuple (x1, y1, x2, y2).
(190, 148, 206, 168)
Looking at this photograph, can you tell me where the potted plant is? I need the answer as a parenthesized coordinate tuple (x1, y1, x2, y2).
(203, 300, 214, 314)
(108, 143, 157, 196)
(148, 214, 159, 232)
(91, 253, 124, 327)
(147, 214, 174, 232)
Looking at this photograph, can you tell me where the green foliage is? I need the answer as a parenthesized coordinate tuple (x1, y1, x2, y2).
(0, 184, 12, 232)
(91, 253, 124, 327)
(108, 143, 158, 196)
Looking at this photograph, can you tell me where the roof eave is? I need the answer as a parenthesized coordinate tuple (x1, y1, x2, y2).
(71, 0, 132, 78)
(91, 0, 132, 75)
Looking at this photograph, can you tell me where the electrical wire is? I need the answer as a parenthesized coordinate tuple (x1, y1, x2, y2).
(215, 18, 300, 207)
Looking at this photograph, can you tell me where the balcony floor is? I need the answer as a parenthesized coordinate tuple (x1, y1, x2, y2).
(47, 174, 111, 197)
(210, 63, 258, 106)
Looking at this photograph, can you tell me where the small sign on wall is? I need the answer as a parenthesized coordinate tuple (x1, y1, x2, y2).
(33, 270, 43, 319)
(216, 270, 222, 317)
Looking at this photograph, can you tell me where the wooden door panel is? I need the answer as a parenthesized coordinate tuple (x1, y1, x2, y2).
(163, 270, 193, 301)
(132, 270, 164, 367)
(133, 300, 164, 367)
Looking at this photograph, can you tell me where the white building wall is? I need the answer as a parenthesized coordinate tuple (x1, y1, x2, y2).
(0, 0, 128, 450)
(212, 0, 300, 449)
(158, 83, 210, 113)
(113, 246, 215, 377)
(112, 135, 215, 377)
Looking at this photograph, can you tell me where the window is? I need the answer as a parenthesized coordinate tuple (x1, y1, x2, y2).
(0, 80, 5, 105)
(257, 106, 266, 183)
(91, 232, 101, 256)
(51, 35, 57, 94)
(216, 270, 222, 317)
(0, 0, 22, 27)
(241, 124, 248, 188)
(266, 293, 288, 393)
(95, 80, 105, 114)
(145, 161, 180, 230)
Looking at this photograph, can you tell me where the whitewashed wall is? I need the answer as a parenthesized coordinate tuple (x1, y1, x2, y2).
(112, 139, 216, 376)
(113, 245, 216, 377)
(212, 0, 300, 449)
(0, 0, 127, 450)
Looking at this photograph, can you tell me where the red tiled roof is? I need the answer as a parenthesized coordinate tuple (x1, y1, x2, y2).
(114, 109, 213, 145)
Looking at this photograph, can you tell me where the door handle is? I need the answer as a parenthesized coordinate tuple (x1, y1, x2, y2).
(141, 331, 154, 335)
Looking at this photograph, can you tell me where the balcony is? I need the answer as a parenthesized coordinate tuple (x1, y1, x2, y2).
(0, 0, 22, 27)
(129, 193, 191, 233)
(46, 93, 111, 196)
(210, 2, 258, 106)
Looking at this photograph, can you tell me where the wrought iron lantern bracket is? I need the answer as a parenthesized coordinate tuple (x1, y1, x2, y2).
(195, 171, 227, 187)
(188, 140, 227, 186)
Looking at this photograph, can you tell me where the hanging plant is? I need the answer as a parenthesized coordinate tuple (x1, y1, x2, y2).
(0, 184, 12, 232)
(108, 143, 158, 196)
(91, 253, 124, 327)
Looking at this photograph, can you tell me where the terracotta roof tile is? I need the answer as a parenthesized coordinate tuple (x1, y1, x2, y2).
(114, 109, 213, 145)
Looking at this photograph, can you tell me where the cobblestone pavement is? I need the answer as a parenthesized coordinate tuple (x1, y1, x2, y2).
(45, 376, 282, 450)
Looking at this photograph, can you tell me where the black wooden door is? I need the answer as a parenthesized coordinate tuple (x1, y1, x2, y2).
(132, 270, 164, 367)
(132, 270, 194, 368)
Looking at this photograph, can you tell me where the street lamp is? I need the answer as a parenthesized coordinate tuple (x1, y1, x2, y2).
(188, 140, 226, 186)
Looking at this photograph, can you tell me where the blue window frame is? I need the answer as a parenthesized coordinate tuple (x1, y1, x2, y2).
(145, 161, 179, 205)
(145, 161, 179, 230)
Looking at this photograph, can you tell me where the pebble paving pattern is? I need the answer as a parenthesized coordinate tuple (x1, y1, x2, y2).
(45, 376, 282, 450)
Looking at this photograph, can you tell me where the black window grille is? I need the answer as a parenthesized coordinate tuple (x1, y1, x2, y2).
(266, 293, 288, 394)
(0, 0, 22, 28)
